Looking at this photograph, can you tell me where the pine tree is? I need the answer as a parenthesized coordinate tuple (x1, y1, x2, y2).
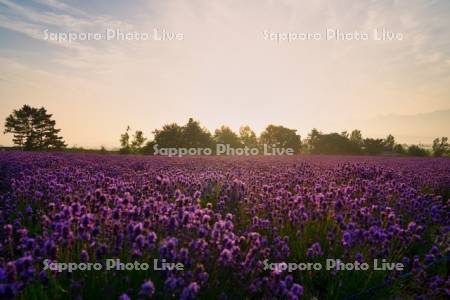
(4, 105, 66, 150)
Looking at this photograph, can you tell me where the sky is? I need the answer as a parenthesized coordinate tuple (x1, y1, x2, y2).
(0, 0, 449, 148)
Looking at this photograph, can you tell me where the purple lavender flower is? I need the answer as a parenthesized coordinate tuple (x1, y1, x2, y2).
(118, 293, 131, 300)
(289, 283, 304, 298)
(180, 282, 200, 300)
(139, 280, 155, 298)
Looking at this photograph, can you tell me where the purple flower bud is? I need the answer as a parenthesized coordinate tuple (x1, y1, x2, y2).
(119, 293, 131, 300)
(180, 282, 200, 300)
(290, 283, 303, 297)
(80, 250, 89, 263)
(139, 280, 155, 298)
(39, 270, 48, 285)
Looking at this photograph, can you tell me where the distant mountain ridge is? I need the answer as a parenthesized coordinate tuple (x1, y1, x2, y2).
(365, 109, 450, 145)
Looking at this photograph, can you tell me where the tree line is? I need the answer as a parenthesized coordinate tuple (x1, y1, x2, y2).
(3, 105, 449, 157)
(119, 118, 302, 155)
(305, 129, 449, 157)
(120, 118, 450, 157)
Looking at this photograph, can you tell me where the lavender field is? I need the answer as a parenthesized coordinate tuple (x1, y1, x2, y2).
(0, 152, 449, 299)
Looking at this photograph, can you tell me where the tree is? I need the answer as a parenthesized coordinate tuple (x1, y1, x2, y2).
(393, 144, 406, 155)
(349, 130, 363, 148)
(152, 118, 214, 149)
(153, 123, 183, 148)
(214, 126, 242, 148)
(340, 131, 349, 139)
(408, 145, 428, 157)
(305, 128, 321, 153)
(432, 137, 449, 157)
(38, 109, 66, 149)
(4, 106, 31, 148)
(308, 132, 359, 155)
(260, 125, 301, 153)
(181, 118, 214, 148)
(119, 126, 131, 154)
(239, 126, 258, 148)
(141, 140, 156, 155)
(131, 130, 147, 152)
(120, 127, 147, 154)
(383, 134, 395, 152)
(363, 138, 384, 155)
(4, 105, 66, 150)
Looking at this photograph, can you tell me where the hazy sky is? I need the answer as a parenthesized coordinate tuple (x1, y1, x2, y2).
(0, 0, 449, 148)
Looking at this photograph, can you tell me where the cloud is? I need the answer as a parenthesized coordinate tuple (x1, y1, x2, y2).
(0, 0, 132, 49)
(31, 0, 89, 17)
(0, 14, 43, 39)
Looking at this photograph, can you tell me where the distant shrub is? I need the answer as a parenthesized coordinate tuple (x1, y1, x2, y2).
(407, 145, 428, 157)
